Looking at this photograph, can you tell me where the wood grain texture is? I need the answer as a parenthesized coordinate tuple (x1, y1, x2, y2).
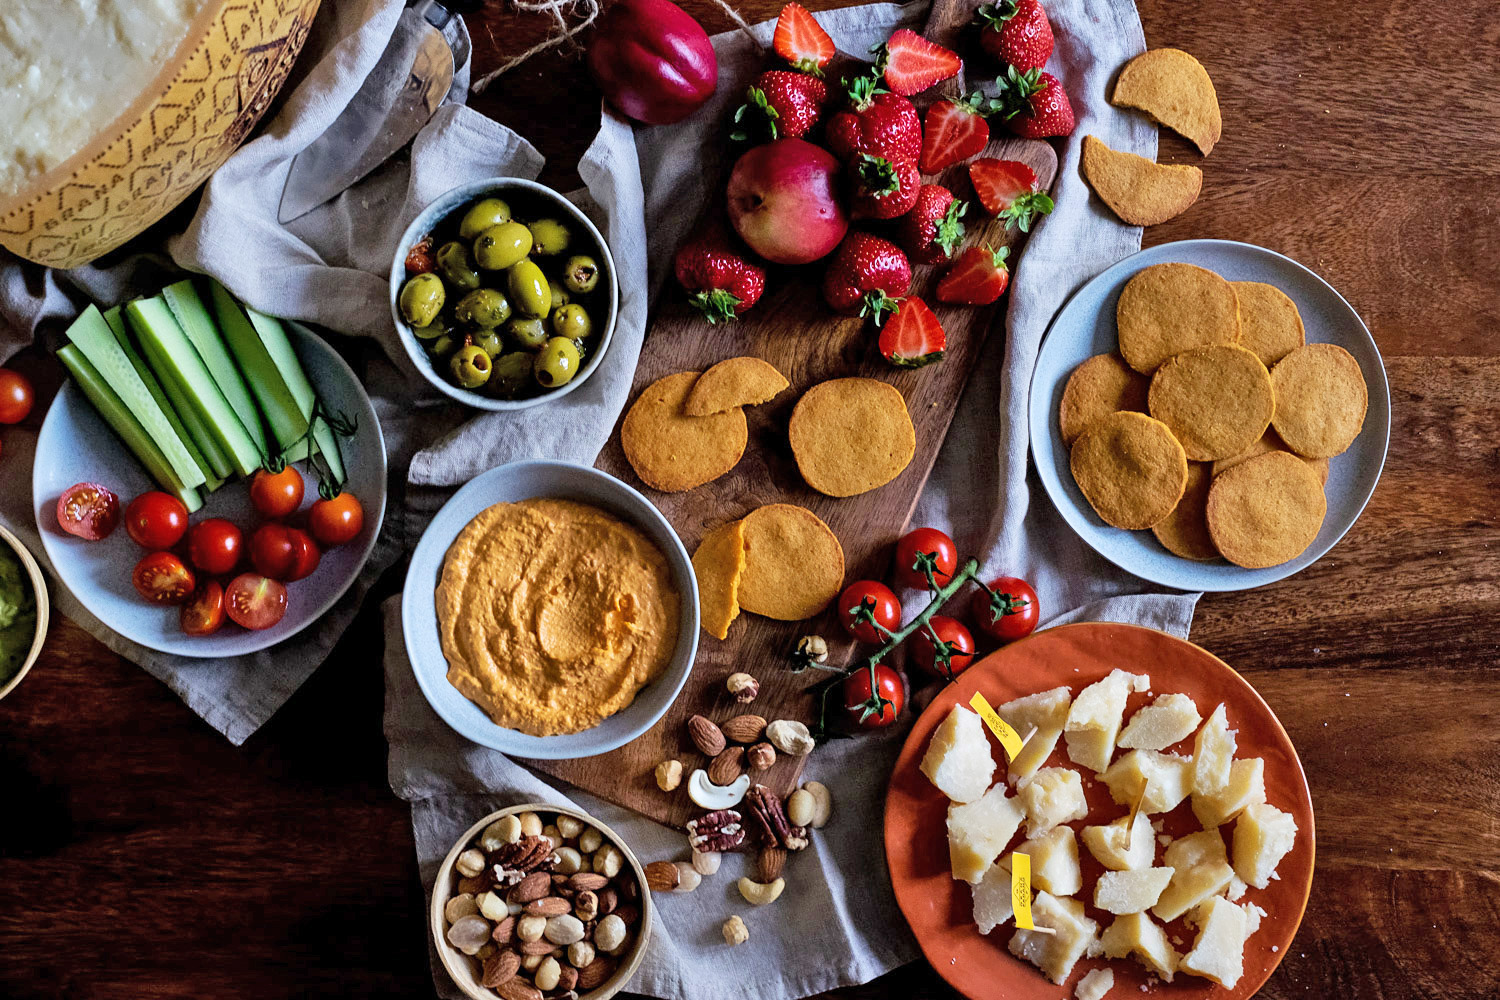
(4, 0, 1500, 998)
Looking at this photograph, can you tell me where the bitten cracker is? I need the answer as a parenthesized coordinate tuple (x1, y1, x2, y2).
(684, 356, 789, 416)
(735, 504, 845, 620)
(1152, 462, 1218, 560)
(1269, 343, 1369, 459)
(1059, 352, 1151, 446)
(1116, 262, 1240, 374)
(1111, 48, 1223, 155)
(1147, 344, 1274, 461)
(1207, 451, 1327, 568)
(1070, 411, 1189, 530)
(621, 371, 748, 492)
(692, 520, 747, 640)
(1232, 282, 1305, 368)
(1081, 135, 1203, 227)
(789, 377, 916, 497)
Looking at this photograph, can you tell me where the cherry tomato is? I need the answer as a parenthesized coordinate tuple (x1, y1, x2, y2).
(892, 527, 958, 590)
(187, 519, 244, 575)
(908, 614, 976, 679)
(225, 573, 288, 630)
(841, 664, 906, 730)
(0, 369, 34, 424)
(56, 482, 120, 541)
(124, 491, 189, 549)
(837, 580, 902, 644)
(283, 528, 321, 582)
(180, 581, 226, 636)
(971, 576, 1040, 642)
(249, 524, 295, 579)
(132, 551, 196, 605)
(309, 491, 364, 546)
(249, 466, 304, 519)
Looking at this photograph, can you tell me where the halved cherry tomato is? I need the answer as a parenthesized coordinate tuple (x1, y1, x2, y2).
(892, 527, 958, 590)
(250, 466, 304, 519)
(837, 580, 903, 644)
(180, 581, 226, 636)
(841, 664, 906, 730)
(187, 519, 243, 575)
(284, 528, 321, 582)
(124, 491, 189, 549)
(225, 573, 288, 630)
(132, 551, 196, 605)
(0, 369, 35, 424)
(57, 482, 120, 541)
(309, 490, 364, 546)
(908, 614, 976, 678)
(970, 576, 1039, 642)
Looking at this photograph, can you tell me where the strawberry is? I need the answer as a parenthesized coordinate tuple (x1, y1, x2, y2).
(821, 231, 912, 320)
(968, 157, 1054, 231)
(994, 65, 1074, 138)
(936, 245, 1011, 305)
(773, 2, 835, 74)
(731, 70, 827, 142)
(897, 184, 967, 265)
(876, 29, 962, 97)
(826, 73, 922, 164)
(674, 222, 767, 323)
(878, 296, 946, 367)
(975, 0, 1054, 71)
(848, 154, 921, 220)
(920, 91, 1004, 174)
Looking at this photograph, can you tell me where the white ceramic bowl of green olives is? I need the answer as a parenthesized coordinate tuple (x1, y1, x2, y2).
(391, 178, 619, 410)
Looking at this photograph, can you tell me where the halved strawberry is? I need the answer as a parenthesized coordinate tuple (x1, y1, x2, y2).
(878, 296, 945, 367)
(968, 157, 1054, 231)
(920, 92, 1003, 174)
(774, 2, 835, 74)
(936, 245, 1011, 305)
(876, 29, 961, 96)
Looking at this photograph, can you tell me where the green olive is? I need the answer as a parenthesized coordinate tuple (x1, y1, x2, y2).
(471, 329, 505, 358)
(505, 316, 549, 352)
(534, 336, 582, 388)
(459, 197, 511, 240)
(399, 273, 445, 327)
(411, 318, 450, 341)
(449, 344, 493, 389)
(548, 279, 570, 309)
(454, 288, 512, 329)
(527, 218, 572, 256)
(488, 351, 534, 398)
(507, 258, 552, 316)
(561, 254, 601, 294)
(436, 241, 481, 291)
(474, 221, 533, 270)
(427, 332, 458, 357)
(551, 303, 593, 340)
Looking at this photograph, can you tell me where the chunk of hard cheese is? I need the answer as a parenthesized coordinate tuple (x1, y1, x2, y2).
(1192, 757, 1266, 828)
(1153, 830, 1235, 922)
(1074, 968, 1114, 1000)
(1192, 704, 1238, 795)
(1101, 750, 1193, 815)
(1081, 809, 1155, 871)
(1094, 867, 1175, 914)
(1241, 901, 1267, 940)
(1118, 693, 1201, 750)
(1019, 824, 1083, 897)
(971, 856, 1015, 934)
(999, 687, 1072, 783)
(1179, 896, 1248, 988)
(1063, 670, 1144, 773)
(948, 783, 1024, 883)
(1019, 767, 1089, 838)
(1008, 892, 1099, 985)
(1100, 911, 1180, 983)
(921, 704, 996, 803)
(1232, 802, 1298, 889)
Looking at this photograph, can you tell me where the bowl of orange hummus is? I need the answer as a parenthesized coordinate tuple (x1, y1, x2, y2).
(403, 460, 699, 758)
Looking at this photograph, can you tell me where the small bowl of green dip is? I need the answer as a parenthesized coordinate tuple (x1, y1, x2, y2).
(0, 523, 46, 702)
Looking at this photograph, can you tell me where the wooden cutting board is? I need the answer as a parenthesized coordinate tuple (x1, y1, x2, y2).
(527, 0, 1058, 829)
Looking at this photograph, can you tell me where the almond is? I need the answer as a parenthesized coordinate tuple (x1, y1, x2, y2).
(558, 965, 579, 991)
(481, 949, 521, 988)
(495, 978, 542, 1000)
(687, 714, 726, 756)
(644, 860, 681, 892)
(576, 956, 617, 991)
(614, 903, 641, 926)
(708, 746, 745, 786)
(597, 886, 619, 914)
(518, 938, 557, 956)
(721, 714, 767, 744)
(508, 870, 552, 904)
(757, 845, 787, 883)
(456, 875, 489, 895)
(567, 872, 609, 892)
(490, 915, 516, 945)
(523, 896, 571, 916)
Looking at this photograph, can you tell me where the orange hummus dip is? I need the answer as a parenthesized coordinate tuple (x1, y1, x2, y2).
(436, 497, 680, 736)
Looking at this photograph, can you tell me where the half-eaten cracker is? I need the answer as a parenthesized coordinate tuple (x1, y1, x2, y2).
(1081, 135, 1202, 227)
(692, 520, 747, 640)
(684, 356, 789, 416)
(735, 504, 845, 620)
(621, 371, 748, 492)
(1111, 48, 1223, 155)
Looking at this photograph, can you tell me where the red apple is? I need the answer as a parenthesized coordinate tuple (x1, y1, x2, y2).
(726, 138, 849, 266)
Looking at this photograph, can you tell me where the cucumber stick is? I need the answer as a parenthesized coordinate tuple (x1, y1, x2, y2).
(248, 313, 346, 484)
(126, 296, 262, 479)
(63, 306, 206, 489)
(57, 346, 202, 513)
(123, 304, 235, 481)
(162, 279, 270, 456)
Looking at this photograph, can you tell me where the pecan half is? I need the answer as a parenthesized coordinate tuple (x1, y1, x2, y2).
(686, 808, 745, 853)
(745, 784, 809, 851)
(487, 834, 557, 884)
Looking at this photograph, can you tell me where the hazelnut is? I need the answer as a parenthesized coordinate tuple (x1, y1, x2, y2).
(726, 672, 760, 703)
(747, 742, 776, 771)
(795, 634, 828, 664)
(594, 913, 628, 952)
(673, 862, 701, 893)
(722, 915, 749, 946)
(655, 759, 684, 792)
(534, 956, 562, 991)
(555, 815, 585, 839)
(518, 811, 543, 837)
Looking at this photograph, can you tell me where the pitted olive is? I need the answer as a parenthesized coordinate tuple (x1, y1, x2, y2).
(436, 241, 481, 291)
(561, 255, 600, 295)
(534, 337, 582, 388)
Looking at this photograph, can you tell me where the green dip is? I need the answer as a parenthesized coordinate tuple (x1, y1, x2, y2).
(0, 545, 36, 685)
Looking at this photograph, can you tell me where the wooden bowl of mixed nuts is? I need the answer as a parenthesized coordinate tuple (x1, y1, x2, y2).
(431, 804, 653, 1000)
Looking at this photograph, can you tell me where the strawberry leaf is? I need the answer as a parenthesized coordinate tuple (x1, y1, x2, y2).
(860, 290, 902, 326)
(686, 289, 743, 324)
(934, 200, 968, 257)
(999, 191, 1054, 232)
(730, 86, 781, 143)
(854, 154, 901, 197)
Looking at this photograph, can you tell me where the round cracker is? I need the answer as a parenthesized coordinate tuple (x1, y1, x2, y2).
(1152, 462, 1218, 561)
(1081, 135, 1202, 227)
(691, 520, 746, 640)
(1206, 451, 1327, 568)
(1116, 262, 1240, 374)
(621, 371, 748, 492)
(1070, 411, 1188, 530)
(1269, 343, 1368, 459)
(1111, 48, 1222, 155)
(1059, 352, 1151, 445)
(789, 378, 915, 497)
(1147, 344, 1274, 461)
(1212, 428, 1329, 485)
(1232, 282, 1305, 368)
(735, 504, 845, 620)
(684, 356, 790, 416)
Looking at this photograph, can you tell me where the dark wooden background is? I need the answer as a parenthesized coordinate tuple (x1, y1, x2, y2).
(2, 0, 1498, 997)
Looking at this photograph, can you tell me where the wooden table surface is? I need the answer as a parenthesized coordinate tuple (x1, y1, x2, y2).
(2, 0, 1497, 997)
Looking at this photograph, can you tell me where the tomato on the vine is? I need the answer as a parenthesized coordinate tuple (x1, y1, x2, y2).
(249, 466, 304, 519)
(837, 580, 902, 644)
(970, 576, 1039, 642)
(57, 482, 120, 541)
(892, 527, 958, 590)
(180, 581, 226, 636)
(225, 573, 288, 630)
(908, 614, 976, 678)
(187, 519, 243, 575)
(132, 551, 195, 605)
(309, 490, 363, 546)
(0, 369, 35, 424)
(124, 491, 189, 549)
(841, 664, 905, 730)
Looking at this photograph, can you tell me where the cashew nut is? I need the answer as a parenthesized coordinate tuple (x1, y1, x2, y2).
(737, 876, 785, 906)
(687, 768, 750, 810)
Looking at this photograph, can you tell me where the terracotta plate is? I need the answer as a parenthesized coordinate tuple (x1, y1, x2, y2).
(885, 622, 1314, 999)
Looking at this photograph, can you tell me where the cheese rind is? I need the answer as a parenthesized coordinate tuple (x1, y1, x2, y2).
(947, 783, 1025, 883)
(1192, 756, 1266, 828)
(1192, 703, 1237, 795)
(1101, 749, 1194, 815)
(921, 705, 997, 803)
(1232, 801, 1298, 889)
(1008, 892, 1099, 985)
(1019, 767, 1089, 838)
(1094, 866, 1174, 914)
(1100, 911, 1180, 982)
(1180, 896, 1248, 988)
(1118, 692, 1201, 750)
